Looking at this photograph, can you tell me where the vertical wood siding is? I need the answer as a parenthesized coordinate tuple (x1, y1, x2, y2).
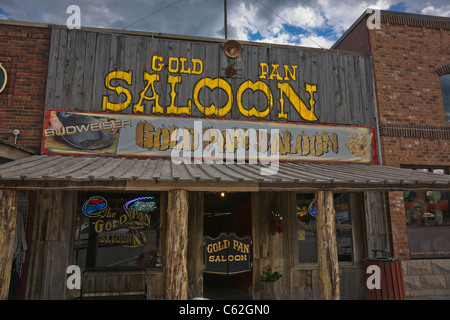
(45, 27, 376, 127)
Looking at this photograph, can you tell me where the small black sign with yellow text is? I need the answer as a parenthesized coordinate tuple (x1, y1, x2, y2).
(204, 232, 252, 275)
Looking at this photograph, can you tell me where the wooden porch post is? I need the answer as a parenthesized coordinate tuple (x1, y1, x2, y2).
(316, 190, 340, 300)
(0, 189, 18, 299)
(165, 189, 189, 300)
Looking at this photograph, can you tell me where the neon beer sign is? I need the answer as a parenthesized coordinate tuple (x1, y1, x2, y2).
(82, 196, 107, 217)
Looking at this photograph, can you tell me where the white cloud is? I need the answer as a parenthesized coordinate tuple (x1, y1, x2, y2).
(421, 3, 450, 16)
(298, 34, 335, 49)
(0, 0, 448, 48)
(317, 0, 393, 34)
(278, 4, 325, 29)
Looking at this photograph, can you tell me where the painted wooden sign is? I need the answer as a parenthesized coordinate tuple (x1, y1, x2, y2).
(41, 110, 377, 164)
(44, 27, 377, 128)
(204, 232, 252, 275)
(0, 63, 7, 94)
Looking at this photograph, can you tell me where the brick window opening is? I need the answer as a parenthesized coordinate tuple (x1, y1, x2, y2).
(402, 167, 450, 259)
(441, 74, 450, 122)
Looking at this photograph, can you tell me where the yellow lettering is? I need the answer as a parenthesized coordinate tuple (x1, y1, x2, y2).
(322, 132, 338, 154)
(283, 65, 297, 81)
(310, 135, 323, 156)
(236, 80, 273, 118)
(102, 70, 133, 112)
(272, 131, 291, 155)
(152, 56, 164, 72)
(191, 59, 203, 75)
(257, 131, 269, 153)
(277, 82, 318, 121)
(154, 128, 170, 151)
(193, 77, 233, 117)
(44, 129, 55, 137)
(134, 72, 162, 114)
(166, 75, 191, 115)
(94, 220, 104, 233)
(135, 122, 154, 148)
(168, 57, 179, 73)
(179, 58, 191, 74)
(259, 63, 269, 79)
(269, 64, 283, 80)
(296, 134, 310, 156)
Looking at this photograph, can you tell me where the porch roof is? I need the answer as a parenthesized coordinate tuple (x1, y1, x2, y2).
(0, 155, 449, 192)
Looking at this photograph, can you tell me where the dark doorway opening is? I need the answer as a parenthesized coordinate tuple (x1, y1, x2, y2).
(203, 192, 252, 300)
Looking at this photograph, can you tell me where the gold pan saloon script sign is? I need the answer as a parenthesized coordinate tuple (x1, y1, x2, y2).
(100, 55, 318, 122)
(204, 233, 252, 275)
(42, 110, 377, 164)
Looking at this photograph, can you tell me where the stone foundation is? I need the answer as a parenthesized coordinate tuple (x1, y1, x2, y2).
(402, 259, 450, 298)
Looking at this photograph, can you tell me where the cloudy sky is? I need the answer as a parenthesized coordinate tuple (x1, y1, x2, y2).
(0, 0, 449, 48)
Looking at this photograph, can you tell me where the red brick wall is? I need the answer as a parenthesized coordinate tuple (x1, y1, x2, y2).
(335, 13, 450, 260)
(371, 19, 450, 259)
(370, 20, 450, 167)
(386, 191, 410, 260)
(333, 16, 371, 55)
(0, 23, 51, 152)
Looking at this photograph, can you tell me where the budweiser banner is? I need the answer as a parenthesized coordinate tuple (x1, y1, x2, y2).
(42, 110, 377, 164)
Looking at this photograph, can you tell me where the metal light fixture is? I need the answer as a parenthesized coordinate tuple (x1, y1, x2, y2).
(224, 40, 242, 58)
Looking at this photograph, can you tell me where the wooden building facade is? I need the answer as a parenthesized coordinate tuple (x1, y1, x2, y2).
(1, 23, 450, 300)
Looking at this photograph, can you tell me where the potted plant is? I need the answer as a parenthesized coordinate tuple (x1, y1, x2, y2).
(260, 268, 282, 300)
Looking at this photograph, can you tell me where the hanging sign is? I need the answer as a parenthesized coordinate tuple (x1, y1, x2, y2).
(0, 63, 7, 94)
(204, 232, 252, 275)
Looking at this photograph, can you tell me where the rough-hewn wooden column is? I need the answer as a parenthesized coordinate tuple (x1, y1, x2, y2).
(315, 190, 340, 300)
(165, 189, 188, 300)
(0, 189, 18, 299)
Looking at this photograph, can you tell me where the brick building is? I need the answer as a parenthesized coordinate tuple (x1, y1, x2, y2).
(334, 10, 450, 298)
(0, 21, 50, 156)
(1, 12, 450, 301)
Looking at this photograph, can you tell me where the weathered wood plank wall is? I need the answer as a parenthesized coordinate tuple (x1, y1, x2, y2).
(26, 190, 76, 299)
(0, 189, 18, 299)
(252, 191, 367, 300)
(45, 27, 377, 127)
(187, 191, 204, 298)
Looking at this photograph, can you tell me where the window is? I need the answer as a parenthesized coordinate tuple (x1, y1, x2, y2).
(441, 74, 450, 122)
(74, 192, 162, 269)
(296, 193, 353, 263)
(403, 167, 450, 259)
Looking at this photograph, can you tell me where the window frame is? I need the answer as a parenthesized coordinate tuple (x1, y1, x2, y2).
(401, 165, 450, 260)
(73, 190, 163, 270)
(293, 192, 359, 267)
(437, 65, 450, 122)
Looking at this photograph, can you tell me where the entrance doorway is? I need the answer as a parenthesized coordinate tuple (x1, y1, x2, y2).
(203, 192, 252, 300)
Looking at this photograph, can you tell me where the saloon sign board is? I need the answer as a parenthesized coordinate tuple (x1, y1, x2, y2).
(42, 28, 379, 164)
(204, 233, 252, 275)
(42, 110, 376, 163)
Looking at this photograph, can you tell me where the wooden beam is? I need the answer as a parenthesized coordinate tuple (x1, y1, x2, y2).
(0, 189, 18, 299)
(165, 189, 189, 300)
(316, 190, 340, 300)
(187, 191, 204, 298)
